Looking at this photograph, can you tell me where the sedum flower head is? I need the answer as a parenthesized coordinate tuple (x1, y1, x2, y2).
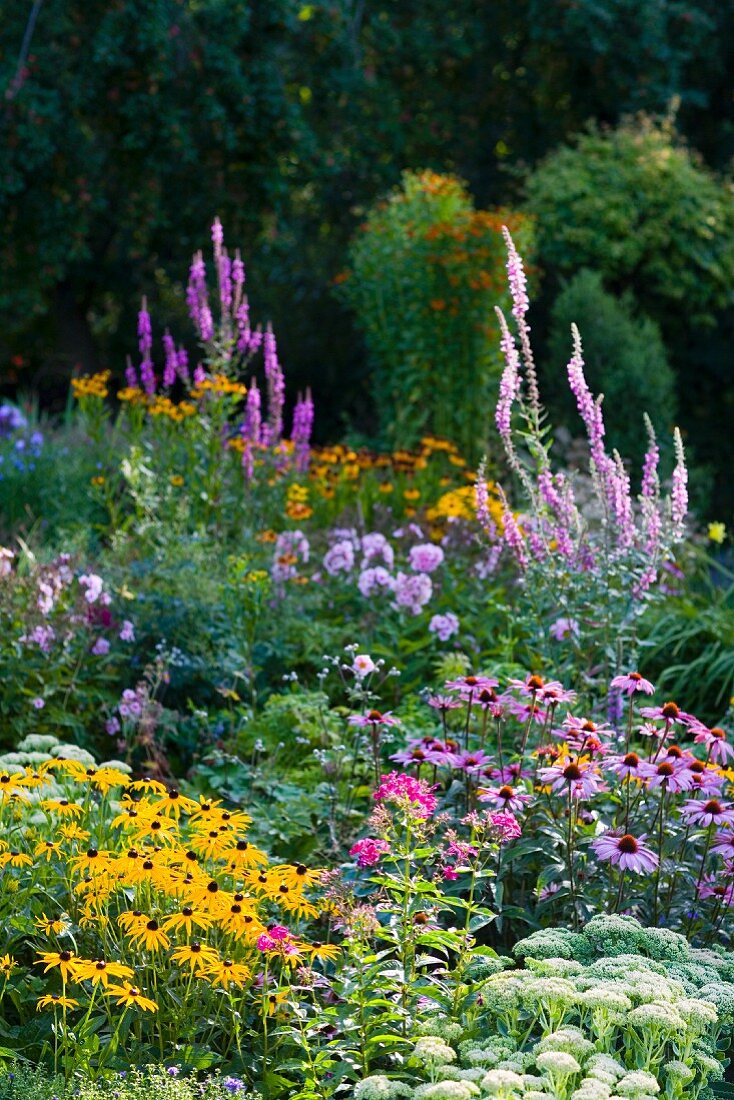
(627, 1003, 685, 1032)
(585, 1055, 625, 1081)
(354, 1077, 396, 1100)
(479, 1069, 524, 1097)
(526, 957, 585, 978)
(413, 1037, 457, 1067)
(615, 1071, 660, 1097)
(536, 1051, 582, 1075)
(662, 1061, 694, 1085)
(414, 1083, 478, 1100)
(572, 1083, 612, 1100)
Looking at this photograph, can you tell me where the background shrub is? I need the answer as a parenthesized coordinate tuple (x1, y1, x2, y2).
(339, 170, 534, 458)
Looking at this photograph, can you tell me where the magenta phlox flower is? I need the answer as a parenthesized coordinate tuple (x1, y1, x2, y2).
(681, 798, 734, 828)
(489, 810, 522, 842)
(540, 759, 605, 800)
(591, 832, 658, 874)
(478, 785, 532, 813)
(373, 772, 438, 818)
(610, 672, 655, 696)
(350, 837, 391, 867)
(349, 709, 400, 729)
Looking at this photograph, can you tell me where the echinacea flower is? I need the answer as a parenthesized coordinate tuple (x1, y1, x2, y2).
(646, 760, 694, 792)
(609, 672, 655, 696)
(639, 702, 690, 725)
(691, 725, 734, 763)
(452, 749, 493, 774)
(680, 798, 734, 828)
(539, 760, 604, 800)
(478, 785, 532, 813)
(444, 674, 499, 698)
(591, 832, 659, 874)
(603, 752, 655, 782)
(349, 709, 400, 728)
(697, 875, 734, 904)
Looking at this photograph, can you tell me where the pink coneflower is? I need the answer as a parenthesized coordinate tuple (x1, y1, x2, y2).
(711, 832, 734, 859)
(489, 762, 533, 785)
(697, 875, 734, 904)
(692, 725, 734, 764)
(639, 702, 691, 726)
(646, 760, 694, 792)
(685, 760, 725, 795)
(610, 671, 655, 696)
(681, 798, 734, 828)
(478, 785, 532, 813)
(508, 674, 574, 702)
(444, 675, 499, 698)
(349, 709, 401, 729)
(426, 694, 463, 713)
(540, 760, 605, 800)
(452, 749, 493, 774)
(503, 698, 548, 725)
(604, 752, 655, 782)
(591, 832, 659, 874)
(562, 716, 614, 754)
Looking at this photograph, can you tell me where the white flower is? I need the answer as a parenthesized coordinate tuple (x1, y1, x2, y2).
(615, 1071, 660, 1097)
(479, 1069, 524, 1096)
(413, 1036, 456, 1067)
(354, 1076, 393, 1100)
(536, 1051, 582, 1076)
(353, 654, 376, 679)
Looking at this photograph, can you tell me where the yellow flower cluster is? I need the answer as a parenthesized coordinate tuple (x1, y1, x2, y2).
(0, 759, 331, 1036)
(190, 373, 248, 399)
(71, 371, 111, 400)
(285, 483, 313, 520)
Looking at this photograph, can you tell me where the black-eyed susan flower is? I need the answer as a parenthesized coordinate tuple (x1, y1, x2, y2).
(71, 847, 111, 876)
(0, 851, 33, 869)
(104, 983, 157, 1012)
(301, 941, 341, 964)
(223, 838, 268, 870)
(127, 777, 168, 796)
(270, 863, 322, 890)
(36, 950, 78, 982)
(129, 918, 171, 953)
(205, 958, 251, 989)
(34, 913, 68, 936)
(117, 910, 149, 935)
(151, 787, 198, 819)
(72, 958, 134, 987)
(36, 993, 79, 1011)
(0, 955, 16, 976)
(58, 823, 91, 844)
(161, 906, 212, 937)
(171, 941, 218, 974)
(34, 839, 62, 861)
(42, 797, 83, 818)
(218, 901, 265, 940)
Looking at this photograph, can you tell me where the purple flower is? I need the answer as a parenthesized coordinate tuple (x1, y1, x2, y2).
(349, 709, 400, 729)
(92, 637, 110, 657)
(409, 543, 444, 574)
(361, 532, 394, 569)
(373, 771, 437, 818)
(119, 620, 135, 643)
(680, 798, 734, 828)
(428, 612, 459, 641)
(323, 540, 355, 576)
(591, 832, 658, 874)
(539, 759, 604, 800)
(222, 1077, 246, 1095)
(263, 325, 285, 442)
(478, 785, 532, 813)
(105, 717, 121, 737)
(79, 573, 104, 603)
(290, 389, 314, 471)
(671, 427, 688, 538)
(549, 617, 580, 642)
(349, 837, 390, 867)
(31, 697, 45, 709)
(393, 571, 432, 615)
(610, 671, 655, 696)
(358, 566, 394, 597)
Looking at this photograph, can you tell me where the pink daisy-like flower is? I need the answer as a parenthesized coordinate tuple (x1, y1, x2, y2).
(452, 749, 493, 774)
(478, 785, 532, 813)
(348, 709, 401, 729)
(444, 674, 499, 698)
(711, 832, 734, 859)
(646, 760, 695, 792)
(350, 837, 391, 868)
(390, 740, 456, 768)
(681, 798, 734, 828)
(503, 697, 548, 725)
(561, 716, 614, 754)
(604, 752, 655, 782)
(373, 772, 437, 818)
(507, 674, 574, 704)
(540, 760, 605, 801)
(609, 671, 655, 696)
(692, 725, 734, 764)
(426, 694, 463, 713)
(697, 875, 734, 904)
(591, 832, 659, 874)
(639, 701, 691, 726)
(686, 764, 725, 796)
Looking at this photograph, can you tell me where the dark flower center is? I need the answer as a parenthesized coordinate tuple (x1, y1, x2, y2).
(618, 835, 639, 854)
(563, 764, 582, 781)
(662, 702, 680, 719)
(147, 920, 159, 931)
(704, 800, 723, 815)
(623, 753, 640, 767)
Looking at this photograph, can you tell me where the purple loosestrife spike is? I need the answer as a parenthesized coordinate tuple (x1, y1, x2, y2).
(138, 298, 156, 396)
(290, 388, 314, 472)
(211, 216, 224, 254)
(641, 414, 660, 501)
(218, 251, 232, 316)
(236, 299, 252, 353)
(193, 363, 205, 386)
(125, 356, 138, 389)
(502, 226, 540, 419)
(612, 451, 634, 550)
(498, 486, 528, 570)
(671, 427, 688, 539)
(263, 323, 285, 441)
(232, 250, 245, 312)
(475, 460, 497, 539)
(162, 331, 177, 389)
(495, 308, 520, 454)
(176, 346, 190, 385)
(241, 378, 262, 480)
